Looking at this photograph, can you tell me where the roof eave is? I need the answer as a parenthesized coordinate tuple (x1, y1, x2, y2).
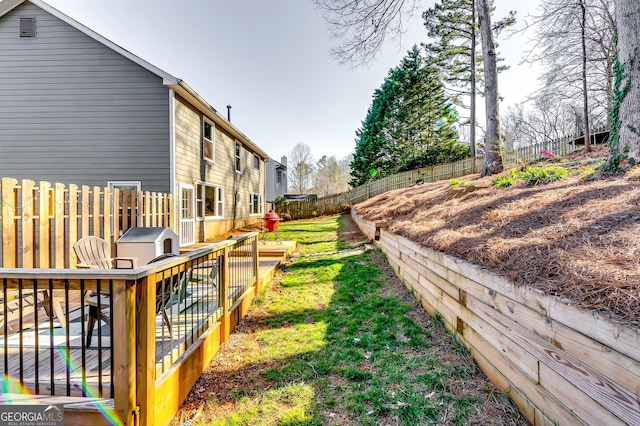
(170, 81, 269, 160)
(1, 0, 179, 85)
(0, 0, 24, 17)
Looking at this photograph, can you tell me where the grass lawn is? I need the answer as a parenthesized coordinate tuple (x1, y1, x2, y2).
(171, 215, 525, 426)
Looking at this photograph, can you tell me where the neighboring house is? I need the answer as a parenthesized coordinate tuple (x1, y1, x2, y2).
(284, 194, 317, 201)
(0, 0, 269, 246)
(265, 156, 288, 202)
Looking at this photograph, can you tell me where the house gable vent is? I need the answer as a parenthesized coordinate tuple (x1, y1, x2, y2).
(20, 17, 36, 38)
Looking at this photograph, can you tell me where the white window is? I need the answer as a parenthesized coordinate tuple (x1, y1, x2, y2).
(253, 154, 260, 170)
(203, 118, 215, 162)
(196, 182, 224, 219)
(107, 181, 141, 192)
(235, 141, 242, 172)
(249, 193, 263, 216)
(108, 181, 142, 236)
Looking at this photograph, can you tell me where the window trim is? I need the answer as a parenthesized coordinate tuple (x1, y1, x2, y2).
(235, 141, 242, 173)
(253, 154, 260, 171)
(249, 192, 263, 216)
(196, 181, 224, 220)
(203, 118, 215, 163)
(107, 181, 141, 192)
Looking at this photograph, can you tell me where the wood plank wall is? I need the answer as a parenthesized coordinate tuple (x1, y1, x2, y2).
(0, 178, 173, 268)
(351, 209, 640, 425)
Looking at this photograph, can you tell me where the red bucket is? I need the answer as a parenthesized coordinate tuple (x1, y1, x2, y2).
(264, 211, 280, 232)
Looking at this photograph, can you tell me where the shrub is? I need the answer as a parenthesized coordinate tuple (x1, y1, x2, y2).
(449, 178, 469, 187)
(493, 166, 568, 188)
(493, 174, 517, 188)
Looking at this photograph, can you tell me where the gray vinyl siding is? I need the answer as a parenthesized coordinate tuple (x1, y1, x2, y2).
(0, 2, 170, 192)
(265, 159, 287, 202)
(175, 96, 264, 222)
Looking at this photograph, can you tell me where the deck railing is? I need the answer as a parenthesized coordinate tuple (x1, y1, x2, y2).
(0, 232, 259, 426)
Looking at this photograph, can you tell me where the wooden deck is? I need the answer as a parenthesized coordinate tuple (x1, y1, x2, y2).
(181, 239, 296, 258)
(0, 233, 297, 425)
(0, 250, 294, 401)
(258, 240, 296, 262)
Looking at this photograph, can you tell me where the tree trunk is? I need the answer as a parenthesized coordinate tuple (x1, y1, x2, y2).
(616, 0, 640, 160)
(580, 0, 592, 152)
(470, 0, 477, 158)
(477, 0, 503, 176)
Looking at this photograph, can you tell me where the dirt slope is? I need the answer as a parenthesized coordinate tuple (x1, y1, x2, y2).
(355, 147, 640, 327)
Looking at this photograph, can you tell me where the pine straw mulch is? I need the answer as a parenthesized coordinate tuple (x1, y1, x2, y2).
(355, 147, 640, 328)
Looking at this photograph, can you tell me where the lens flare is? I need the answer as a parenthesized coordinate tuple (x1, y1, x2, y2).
(53, 347, 122, 425)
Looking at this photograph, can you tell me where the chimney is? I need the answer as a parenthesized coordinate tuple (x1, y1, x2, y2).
(226, 105, 232, 121)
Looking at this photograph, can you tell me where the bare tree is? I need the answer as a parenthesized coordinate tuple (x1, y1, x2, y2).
(614, 0, 640, 161)
(502, 96, 578, 150)
(477, 0, 502, 176)
(289, 142, 315, 193)
(579, 0, 592, 151)
(314, 155, 352, 197)
(313, 0, 420, 66)
(523, 0, 615, 145)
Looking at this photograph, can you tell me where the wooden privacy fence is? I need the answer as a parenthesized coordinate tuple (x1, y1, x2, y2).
(0, 177, 173, 268)
(296, 131, 609, 218)
(276, 199, 320, 220)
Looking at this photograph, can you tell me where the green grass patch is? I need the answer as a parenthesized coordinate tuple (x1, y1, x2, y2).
(189, 215, 521, 426)
(449, 178, 469, 187)
(209, 382, 322, 426)
(494, 165, 569, 188)
(276, 216, 342, 255)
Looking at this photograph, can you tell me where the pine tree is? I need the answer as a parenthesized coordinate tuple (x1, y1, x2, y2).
(423, 0, 514, 158)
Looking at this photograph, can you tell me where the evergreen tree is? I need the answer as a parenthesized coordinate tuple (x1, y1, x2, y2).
(350, 46, 468, 186)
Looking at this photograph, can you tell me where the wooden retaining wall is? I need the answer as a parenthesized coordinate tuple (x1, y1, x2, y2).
(352, 210, 640, 425)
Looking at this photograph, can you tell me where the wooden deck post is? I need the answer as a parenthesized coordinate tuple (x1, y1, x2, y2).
(220, 246, 231, 342)
(112, 278, 137, 425)
(2, 177, 18, 268)
(136, 274, 156, 426)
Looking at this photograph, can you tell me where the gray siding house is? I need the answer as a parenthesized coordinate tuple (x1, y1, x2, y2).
(0, 0, 269, 245)
(265, 156, 287, 202)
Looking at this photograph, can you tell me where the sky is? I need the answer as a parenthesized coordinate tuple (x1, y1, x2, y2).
(42, 0, 543, 163)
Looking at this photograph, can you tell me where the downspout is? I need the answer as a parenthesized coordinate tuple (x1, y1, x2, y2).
(169, 88, 177, 233)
